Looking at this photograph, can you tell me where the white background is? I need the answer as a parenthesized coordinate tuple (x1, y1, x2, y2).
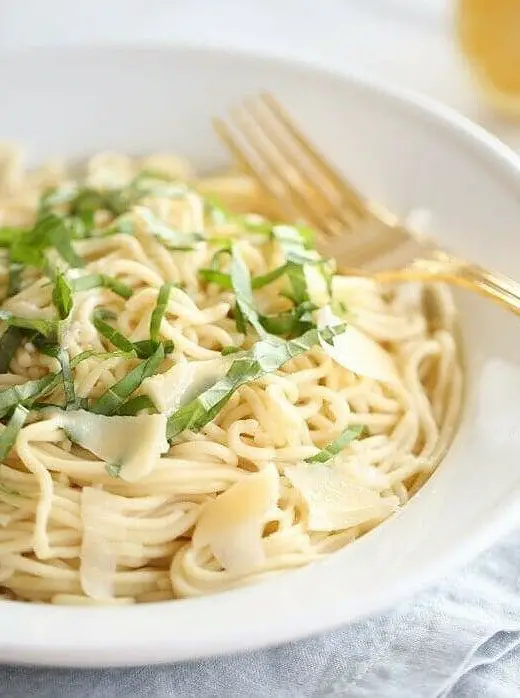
(0, 0, 519, 152)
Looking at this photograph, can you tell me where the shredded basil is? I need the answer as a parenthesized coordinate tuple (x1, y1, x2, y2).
(69, 348, 131, 365)
(0, 372, 62, 418)
(92, 309, 136, 354)
(0, 343, 128, 417)
(71, 274, 133, 299)
(304, 425, 364, 464)
(270, 225, 331, 305)
(229, 245, 267, 338)
(9, 237, 45, 270)
(90, 343, 165, 416)
(199, 225, 321, 296)
(68, 188, 130, 226)
(259, 301, 317, 337)
(6, 260, 24, 298)
(251, 264, 288, 290)
(92, 309, 172, 359)
(57, 347, 75, 407)
(199, 264, 288, 292)
(0, 227, 25, 248)
(0, 327, 29, 373)
(198, 268, 232, 287)
(0, 310, 58, 338)
(42, 176, 188, 236)
(166, 324, 346, 440)
(31, 334, 61, 359)
(10, 213, 84, 270)
(271, 225, 318, 265)
(204, 196, 232, 226)
(150, 284, 174, 342)
(198, 247, 232, 288)
(133, 339, 173, 359)
(118, 395, 156, 416)
(52, 271, 74, 321)
(284, 262, 309, 305)
(130, 173, 188, 199)
(128, 208, 204, 250)
(39, 184, 76, 209)
(0, 405, 29, 459)
(220, 346, 241, 356)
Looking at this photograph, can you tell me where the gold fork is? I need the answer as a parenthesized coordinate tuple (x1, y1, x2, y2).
(213, 93, 520, 315)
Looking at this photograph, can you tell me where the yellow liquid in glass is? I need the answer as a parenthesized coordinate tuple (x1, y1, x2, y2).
(458, 0, 520, 114)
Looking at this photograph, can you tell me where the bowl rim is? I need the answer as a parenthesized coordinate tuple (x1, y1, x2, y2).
(2, 43, 520, 667)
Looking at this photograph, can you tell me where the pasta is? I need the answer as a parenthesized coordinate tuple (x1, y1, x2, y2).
(0, 145, 463, 605)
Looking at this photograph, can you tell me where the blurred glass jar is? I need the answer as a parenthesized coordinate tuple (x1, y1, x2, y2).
(457, 0, 520, 115)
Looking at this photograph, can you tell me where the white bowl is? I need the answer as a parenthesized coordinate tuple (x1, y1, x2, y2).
(2, 46, 520, 667)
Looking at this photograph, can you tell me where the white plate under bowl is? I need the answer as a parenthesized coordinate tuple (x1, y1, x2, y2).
(1, 46, 520, 667)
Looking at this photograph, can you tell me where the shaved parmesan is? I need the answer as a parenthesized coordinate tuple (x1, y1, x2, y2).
(80, 487, 121, 600)
(317, 306, 398, 384)
(142, 356, 232, 415)
(193, 465, 279, 574)
(285, 463, 399, 531)
(56, 409, 168, 482)
(304, 264, 330, 306)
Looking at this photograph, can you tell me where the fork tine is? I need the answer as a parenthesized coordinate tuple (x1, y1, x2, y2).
(241, 99, 357, 231)
(213, 117, 298, 221)
(220, 110, 344, 238)
(260, 93, 368, 218)
(215, 96, 413, 269)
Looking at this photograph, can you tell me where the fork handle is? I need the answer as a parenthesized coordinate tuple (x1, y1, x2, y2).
(367, 258, 520, 315)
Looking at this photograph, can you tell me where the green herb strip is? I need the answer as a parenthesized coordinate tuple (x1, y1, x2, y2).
(0, 341, 145, 417)
(130, 209, 204, 250)
(220, 346, 241, 356)
(198, 269, 232, 288)
(0, 327, 30, 373)
(166, 324, 345, 440)
(0, 405, 29, 459)
(0, 373, 62, 418)
(0, 311, 58, 338)
(92, 310, 136, 354)
(10, 213, 85, 270)
(251, 264, 289, 290)
(150, 284, 174, 342)
(90, 343, 165, 416)
(304, 425, 364, 464)
(229, 245, 267, 338)
(71, 274, 133, 299)
(0, 227, 25, 248)
(52, 272, 74, 321)
(6, 260, 24, 298)
(93, 310, 172, 358)
(271, 225, 330, 305)
(57, 347, 76, 407)
(118, 395, 156, 416)
(259, 301, 317, 338)
(133, 339, 174, 359)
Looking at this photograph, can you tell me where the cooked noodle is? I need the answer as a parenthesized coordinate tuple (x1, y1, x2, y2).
(0, 146, 463, 604)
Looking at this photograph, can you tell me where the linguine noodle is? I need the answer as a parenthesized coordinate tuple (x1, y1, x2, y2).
(0, 146, 463, 605)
